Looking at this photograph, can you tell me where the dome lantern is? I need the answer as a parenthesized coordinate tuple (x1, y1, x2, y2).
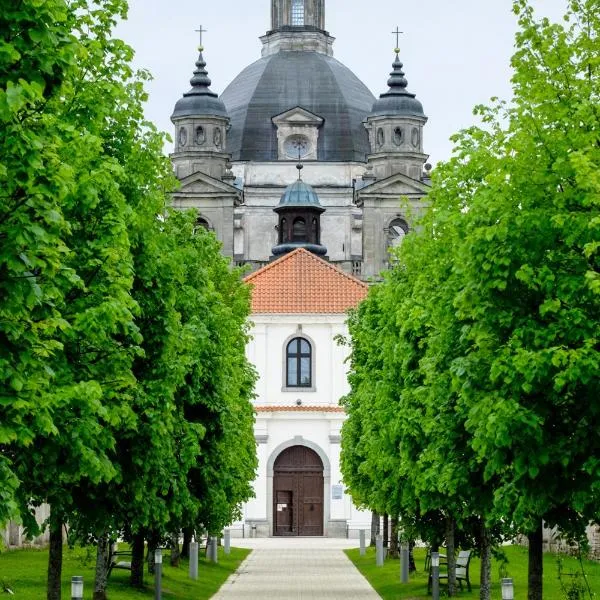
(272, 164, 327, 257)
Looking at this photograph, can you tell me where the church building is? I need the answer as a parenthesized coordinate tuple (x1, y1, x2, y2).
(170, 0, 430, 536)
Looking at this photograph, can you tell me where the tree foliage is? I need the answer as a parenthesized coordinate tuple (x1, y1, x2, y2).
(341, 2, 600, 598)
(1, 1, 257, 597)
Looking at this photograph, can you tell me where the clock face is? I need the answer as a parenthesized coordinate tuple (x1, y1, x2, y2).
(284, 135, 310, 158)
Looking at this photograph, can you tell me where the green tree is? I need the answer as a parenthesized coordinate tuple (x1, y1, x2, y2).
(0, 0, 81, 525)
(343, 3, 600, 599)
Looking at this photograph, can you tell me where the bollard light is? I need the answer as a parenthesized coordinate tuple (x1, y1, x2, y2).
(154, 548, 163, 600)
(71, 576, 84, 600)
(501, 578, 514, 600)
(431, 552, 440, 600)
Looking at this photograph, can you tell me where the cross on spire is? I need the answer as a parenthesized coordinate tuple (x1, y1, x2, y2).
(391, 26, 403, 52)
(195, 25, 207, 48)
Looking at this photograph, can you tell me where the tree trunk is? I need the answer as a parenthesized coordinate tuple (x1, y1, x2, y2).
(170, 532, 180, 567)
(383, 514, 389, 548)
(445, 515, 457, 597)
(46, 514, 63, 600)
(370, 511, 379, 546)
(479, 520, 492, 600)
(408, 540, 416, 572)
(93, 533, 110, 600)
(130, 533, 145, 588)
(389, 516, 399, 558)
(181, 528, 193, 559)
(527, 522, 544, 600)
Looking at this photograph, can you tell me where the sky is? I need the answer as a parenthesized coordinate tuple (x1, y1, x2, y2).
(115, 0, 568, 164)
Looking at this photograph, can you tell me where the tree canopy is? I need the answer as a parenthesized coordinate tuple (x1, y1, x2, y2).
(1, 1, 257, 597)
(341, 1, 600, 598)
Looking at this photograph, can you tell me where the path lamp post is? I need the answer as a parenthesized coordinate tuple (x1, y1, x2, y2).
(359, 529, 366, 556)
(189, 541, 199, 580)
(155, 548, 162, 600)
(501, 578, 514, 600)
(224, 529, 231, 555)
(431, 552, 440, 600)
(376, 534, 384, 566)
(71, 576, 83, 600)
(400, 543, 409, 583)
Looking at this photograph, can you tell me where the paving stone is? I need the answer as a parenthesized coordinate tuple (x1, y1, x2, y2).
(212, 537, 380, 599)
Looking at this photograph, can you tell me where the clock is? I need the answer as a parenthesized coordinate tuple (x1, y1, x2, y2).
(284, 134, 310, 158)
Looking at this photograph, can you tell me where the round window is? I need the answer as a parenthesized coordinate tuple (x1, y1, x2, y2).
(284, 135, 310, 158)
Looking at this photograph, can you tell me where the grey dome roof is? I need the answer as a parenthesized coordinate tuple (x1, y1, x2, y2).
(370, 54, 425, 118)
(172, 51, 229, 120)
(220, 51, 376, 162)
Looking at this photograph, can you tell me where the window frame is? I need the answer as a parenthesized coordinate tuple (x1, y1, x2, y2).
(291, 0, 305, 26)
(282, 334, 316, 392)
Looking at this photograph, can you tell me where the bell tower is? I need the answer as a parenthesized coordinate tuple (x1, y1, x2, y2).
(271, 0, 325, 31)
(262, 0, 334, 56)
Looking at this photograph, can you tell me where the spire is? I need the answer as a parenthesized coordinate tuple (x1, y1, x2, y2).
(185, 49, 218, 100)
(171, 40, 228, 120)
(381, 52, 411, 98)
(369, 47, 425, 118)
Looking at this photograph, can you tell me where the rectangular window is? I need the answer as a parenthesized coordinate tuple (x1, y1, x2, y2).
(287, 361, 297, 386)
(291, 0, 304, 25)
(300, 357, 311, 385)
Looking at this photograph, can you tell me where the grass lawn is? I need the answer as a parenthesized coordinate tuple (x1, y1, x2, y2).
(0, 544, 250, 599)
(346, 545, 600, 599)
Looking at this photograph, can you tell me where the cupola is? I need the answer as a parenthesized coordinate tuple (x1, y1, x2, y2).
(261, 0, 334, 56)
(272, 164, 327, 257)
(170, 43, 231, 181)
(364, 48, 428, 181)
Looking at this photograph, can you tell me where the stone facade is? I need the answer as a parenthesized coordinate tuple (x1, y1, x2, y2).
(168, 0, 431, 537)
(170, 0, 431, 281)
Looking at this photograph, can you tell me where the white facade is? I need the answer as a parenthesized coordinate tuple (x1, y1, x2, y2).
(232, 313, 370, 537)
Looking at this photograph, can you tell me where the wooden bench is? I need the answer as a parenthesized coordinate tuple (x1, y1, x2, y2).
(428, 549, 472, 593)
(107, 544, 132, 577)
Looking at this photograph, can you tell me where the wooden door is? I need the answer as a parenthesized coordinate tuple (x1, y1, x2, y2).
(273, 445, 324, 536)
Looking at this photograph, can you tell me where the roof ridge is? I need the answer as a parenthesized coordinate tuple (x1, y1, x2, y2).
(243, 247, 305, 283)
(244, 247, 368, 290)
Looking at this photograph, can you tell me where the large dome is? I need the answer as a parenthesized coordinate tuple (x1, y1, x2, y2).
(220, 51, 376, 162)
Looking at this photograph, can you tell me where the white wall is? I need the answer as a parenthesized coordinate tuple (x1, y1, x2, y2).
(247, 314, 351, 407)
(240, 313, 371, 536)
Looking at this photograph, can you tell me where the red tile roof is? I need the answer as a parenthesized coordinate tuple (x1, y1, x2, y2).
(244, 248, 368, 314)
(255, 405, 346, 413)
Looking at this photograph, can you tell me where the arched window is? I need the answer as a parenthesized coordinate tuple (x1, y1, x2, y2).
(291, 0, 304, 25)
(388, 218, 408, 248)
(292, 217, 306, 242)
(286, 337, 311, 387)
(194, 217, 211, 233)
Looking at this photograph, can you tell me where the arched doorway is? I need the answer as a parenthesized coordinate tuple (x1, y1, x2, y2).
(273, 445, 324, 536)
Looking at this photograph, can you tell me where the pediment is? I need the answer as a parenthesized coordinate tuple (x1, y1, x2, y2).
(358, 172, 431, 198)
(272, 106, 324, 127)
(177, 171, 240, 196)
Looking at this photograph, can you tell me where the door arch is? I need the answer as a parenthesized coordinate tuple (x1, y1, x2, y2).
(273, 445, 324, 536)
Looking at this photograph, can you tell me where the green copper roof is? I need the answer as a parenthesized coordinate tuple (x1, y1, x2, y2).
(276, 171, 324, 211)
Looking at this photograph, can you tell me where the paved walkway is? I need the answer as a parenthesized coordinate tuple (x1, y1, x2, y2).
(212, 537, 380, 599)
